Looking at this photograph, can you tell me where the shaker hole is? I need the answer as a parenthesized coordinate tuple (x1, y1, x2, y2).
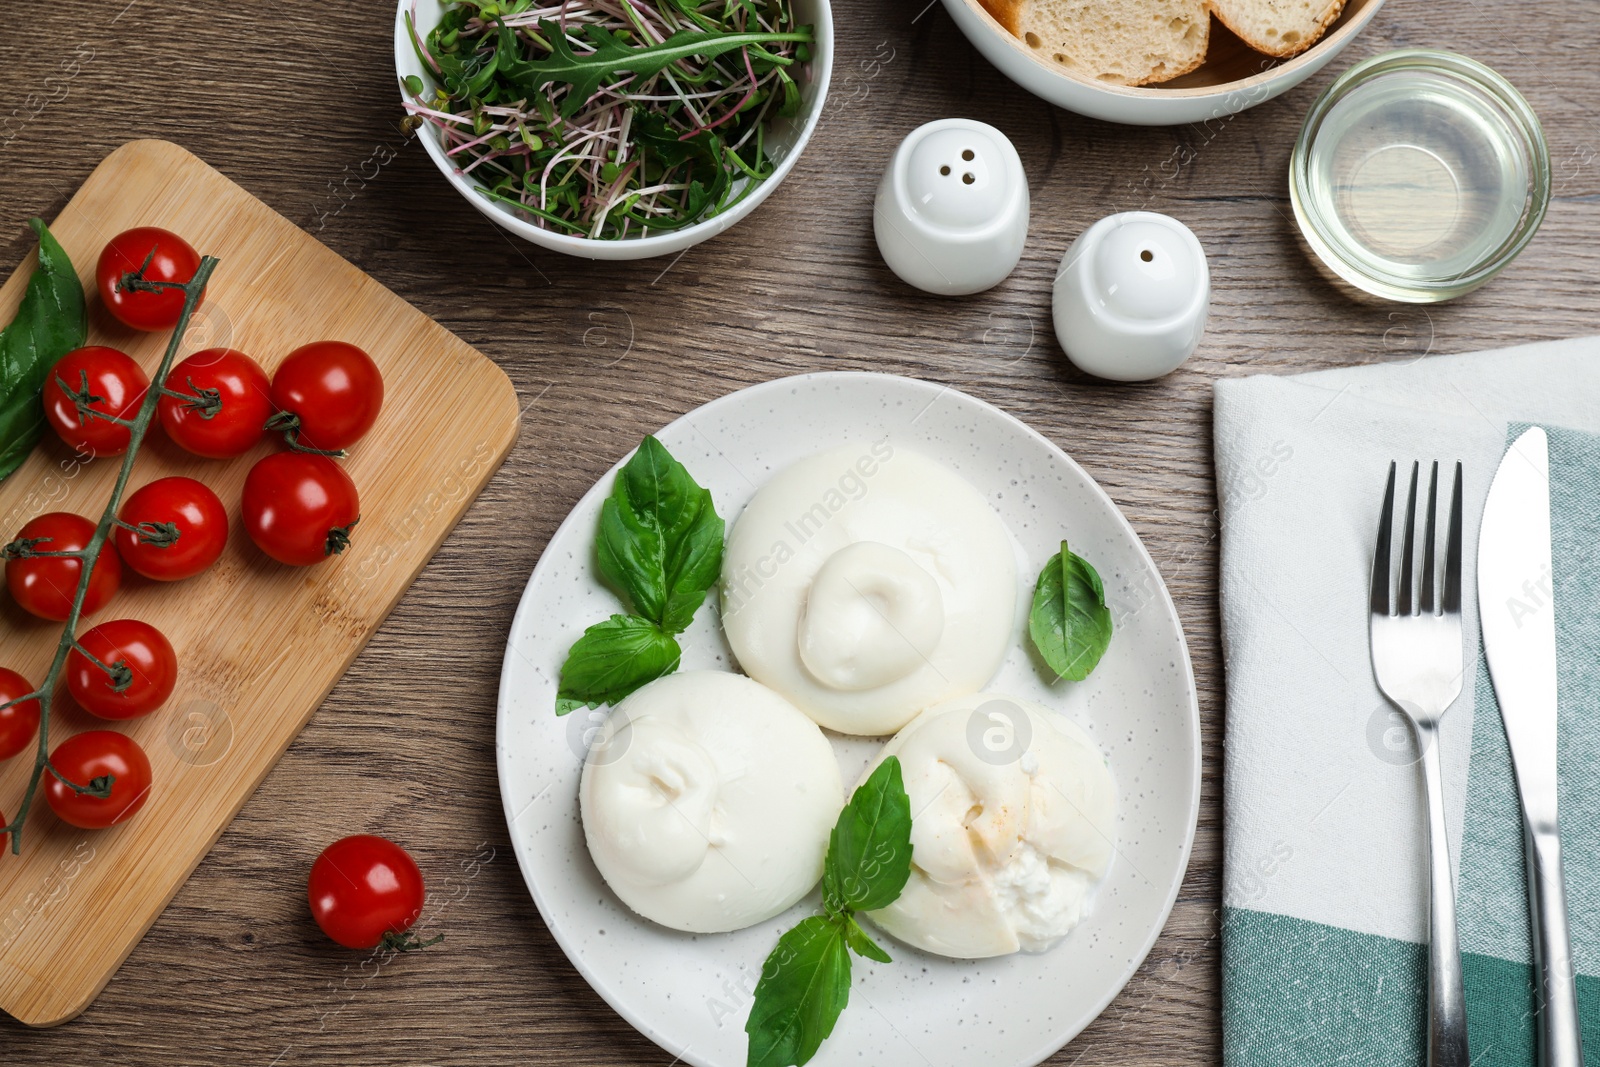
(962, 149, 975, 161)
(940, 165, 950, 176)
(962, 172, 975, 184)
(1140, 249, 1153, 262)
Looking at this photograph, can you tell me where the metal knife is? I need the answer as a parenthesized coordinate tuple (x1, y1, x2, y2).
(1478, 425, 1584, 1067)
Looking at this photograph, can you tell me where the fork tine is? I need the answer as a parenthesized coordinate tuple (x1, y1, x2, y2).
(1371, 462, 1396, 615)
(1399, 462, 1419, 615)
(1443, 461, 1464, 613)
(1421, 462, 1439, 614)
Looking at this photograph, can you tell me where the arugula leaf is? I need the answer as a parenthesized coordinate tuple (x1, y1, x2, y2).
(596, 435, 724, 634)
(0, 219, 87, 482)
(745, 916, 852, 1067)
(1028, 540, 1114, 682)
(498, 20, 812, 118)
(822, 757, 913, 915)
(555, 614, 680, 715)
(625, 111, 732, 230)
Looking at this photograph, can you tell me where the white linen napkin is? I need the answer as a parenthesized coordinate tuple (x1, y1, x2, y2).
(1214, 336, 1600, 1066)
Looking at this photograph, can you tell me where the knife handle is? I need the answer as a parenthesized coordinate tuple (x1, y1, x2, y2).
(1526, 825, 1585, 1067)
(1418, 728, 1472, 1067)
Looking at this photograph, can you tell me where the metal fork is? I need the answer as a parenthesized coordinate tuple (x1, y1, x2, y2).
(1369, 460, 1470, 1067)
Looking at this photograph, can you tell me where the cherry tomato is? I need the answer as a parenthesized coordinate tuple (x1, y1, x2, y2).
(66, 619, 178, 721)
(308, 835, 430, 950)
(0, 668, 41, 761)
(158, 348, 272, 459)
(45, 731, 152, 830)
(5, 512, 122, 622)
(96, 227, 203, 332)
(115, 476, 228, 581)
(269, 341, 384, 452)
(242, 453, 360, 566)
(41, 346, 150, 457)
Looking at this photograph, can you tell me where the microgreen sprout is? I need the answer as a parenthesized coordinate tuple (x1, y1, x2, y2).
(403, 0, 812, 239)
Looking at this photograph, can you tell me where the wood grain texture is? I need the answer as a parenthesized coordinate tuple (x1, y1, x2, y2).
(0, 0, 1597, 1062)
(0, 141, 518, 1027)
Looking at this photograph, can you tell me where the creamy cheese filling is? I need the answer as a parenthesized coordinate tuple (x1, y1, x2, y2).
(863, 693, 1116, 958)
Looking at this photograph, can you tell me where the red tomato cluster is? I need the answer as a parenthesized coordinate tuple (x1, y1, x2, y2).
(2, 227, 385, 837)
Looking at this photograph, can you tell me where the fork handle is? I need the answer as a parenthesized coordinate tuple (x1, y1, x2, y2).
(1417, 723, 1471, 1067)
(1526, 824, 1584, 1067)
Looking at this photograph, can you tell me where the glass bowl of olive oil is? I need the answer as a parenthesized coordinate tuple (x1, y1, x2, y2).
(1290, 49, 1549, 303)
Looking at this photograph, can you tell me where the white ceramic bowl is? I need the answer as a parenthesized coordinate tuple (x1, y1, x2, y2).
(393, 0, 833, 261)
(940, 0, 1384, 126)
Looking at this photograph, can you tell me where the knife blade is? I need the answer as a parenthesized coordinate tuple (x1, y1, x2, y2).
(1477, 425, 1583, 1067)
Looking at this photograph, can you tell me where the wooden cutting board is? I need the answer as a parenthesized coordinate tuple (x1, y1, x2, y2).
(0, 139, 520, 1027)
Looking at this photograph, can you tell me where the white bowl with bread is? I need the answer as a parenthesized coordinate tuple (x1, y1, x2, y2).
(943, 0, 1385, 125)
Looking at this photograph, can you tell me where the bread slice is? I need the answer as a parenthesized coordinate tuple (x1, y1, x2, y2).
(1207, 0, 1346, 57)
(983, 0, 1211, 87)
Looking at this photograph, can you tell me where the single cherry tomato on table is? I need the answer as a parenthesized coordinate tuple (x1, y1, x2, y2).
(0, 668, 42, 761)
(242, 453, 360, 566)
(308, 835, 435, 950)
(96, 226, 203, 332)
(41, 346, 150, 457)
(268, 341, 384, 453)
(5, 511, 122, 621)
(66, 619, 178, 721)
(115, 476, 228, 581)
(45, 730, 152, 830)
(158, 348, 273, 459)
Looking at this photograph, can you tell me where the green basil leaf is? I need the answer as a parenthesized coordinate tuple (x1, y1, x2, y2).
(555, 614, 680, 715)
(0, 219, 87, 482)
(1028, 540, 1113, 682)
(822, 756, 913, 915)
(596, 492, 666, 621)
(660, 487, 724, 632)
(595, 435, 724, 634)
(842, 916, 891, 964)
(745, 915, 852, 1067)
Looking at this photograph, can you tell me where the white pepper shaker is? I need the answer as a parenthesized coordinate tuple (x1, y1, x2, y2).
(1052, 211, 1209, 381)
(874, 119, 1029, 296)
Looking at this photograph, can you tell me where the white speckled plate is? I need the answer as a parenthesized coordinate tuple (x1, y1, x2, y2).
(496, 372, 1200, 1067)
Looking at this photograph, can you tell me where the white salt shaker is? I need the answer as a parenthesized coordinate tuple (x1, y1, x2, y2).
(874, 119, 1029, 296)
(1052, 211, 1209, 381)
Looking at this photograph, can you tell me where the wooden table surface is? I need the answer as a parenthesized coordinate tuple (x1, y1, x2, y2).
(1, 0, 1596, 1062)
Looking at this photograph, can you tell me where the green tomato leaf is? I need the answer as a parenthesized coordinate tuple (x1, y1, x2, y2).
(822, 756, 913, 915)
(555, 614, 680, 715)
(842, 916, 891, 964)
(1028, 540, 1114, 682)
(745, 915, 852, 1067)
(0, 219, 87, 482)
(595, 435, 725, 634)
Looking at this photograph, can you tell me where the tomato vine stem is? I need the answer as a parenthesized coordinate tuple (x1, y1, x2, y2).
(159, 377, 221, 417)
(263, 411, 346, 457)
(1, 254, 219, 854)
